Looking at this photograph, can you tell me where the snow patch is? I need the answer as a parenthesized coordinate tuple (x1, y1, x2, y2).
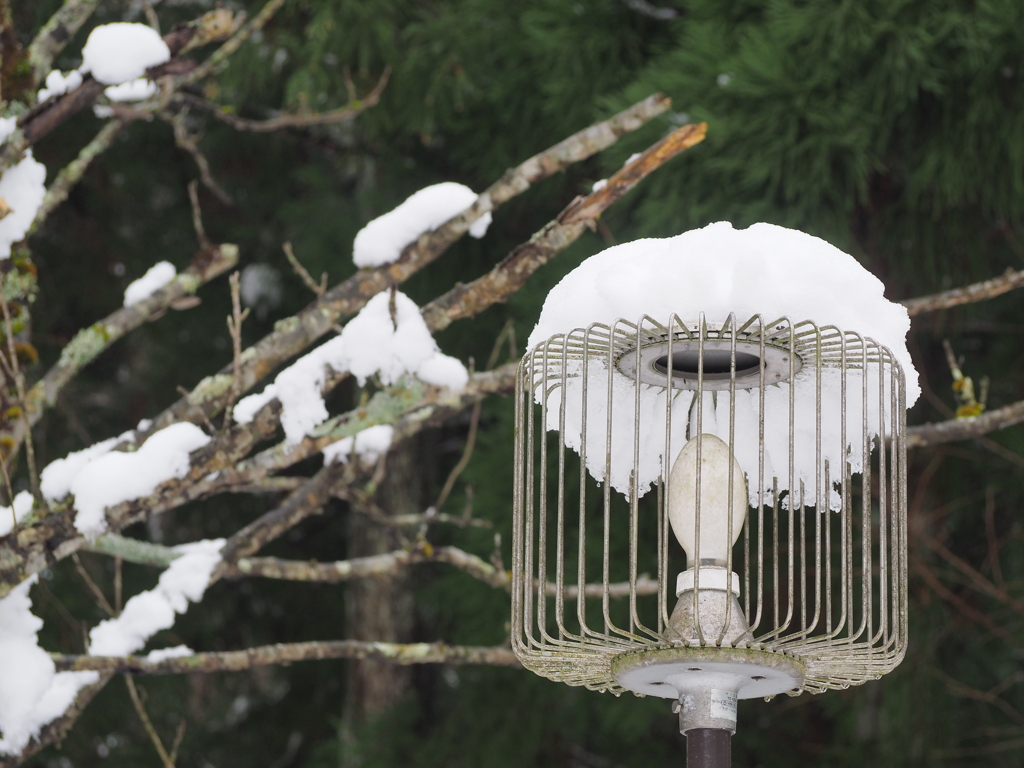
(352, 182, 491, 268)
(41, 437, 119, 501)
(0, 152, 47, 260)
(231, 385, 278, 424)
(0, 492, 36, 537)
(528, 222, 918, 502)
(38, 70, 83, 101)
(322, 425, 394, 465)
(65, 423, 211, 539)
(234, 290, 467, 442)
(81, 23, 170, 85)
(0, 577, 99, 756)
(104, 77, 157, 102)
(88, 539, 222, 657)
(124, 261, 176, 306)
(144, 645, 194, 662)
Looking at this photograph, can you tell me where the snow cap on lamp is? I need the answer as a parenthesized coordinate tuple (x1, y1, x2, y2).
(526, 222, 918, 501)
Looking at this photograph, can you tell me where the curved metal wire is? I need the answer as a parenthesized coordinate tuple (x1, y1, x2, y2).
(511, 314, 908, 695)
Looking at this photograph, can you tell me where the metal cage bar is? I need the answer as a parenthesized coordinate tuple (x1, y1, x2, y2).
(512, 315, 908, 695)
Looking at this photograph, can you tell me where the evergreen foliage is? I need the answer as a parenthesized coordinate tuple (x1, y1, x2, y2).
(6, 0, 1024, 765)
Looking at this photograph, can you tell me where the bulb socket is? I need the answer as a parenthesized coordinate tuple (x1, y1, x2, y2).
(616, 337, 801, 391)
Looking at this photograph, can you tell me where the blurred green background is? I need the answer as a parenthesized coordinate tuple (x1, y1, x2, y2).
(9, 0, 1024, 765)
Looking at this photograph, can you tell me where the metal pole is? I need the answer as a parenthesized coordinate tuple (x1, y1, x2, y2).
(675, 689, 736, 768)
(686, 729, 731, 768)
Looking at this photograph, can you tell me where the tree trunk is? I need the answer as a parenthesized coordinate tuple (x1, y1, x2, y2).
(341, 437, 425, 735)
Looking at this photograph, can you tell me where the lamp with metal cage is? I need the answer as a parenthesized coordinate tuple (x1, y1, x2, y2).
(510, 223, 916, 767)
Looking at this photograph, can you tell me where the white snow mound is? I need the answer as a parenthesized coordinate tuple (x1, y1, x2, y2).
(527, 222, 919, 505)
(38, 69, 83, 101)
(89, 539, 223, 657)
(124, 261, 176, 306)
(105, 77, 158, 102)
(81, 23, 170, 85)
(323, 424, 394, 465)
(0, 117, 16, 144)
(353, 182, 491, 268)
(0, 492, 36, 537)
(235, 290, 467, 443)
(66, 423, 211, 539)
(0, 152, 47, 260)
(0, 577, 99, 756)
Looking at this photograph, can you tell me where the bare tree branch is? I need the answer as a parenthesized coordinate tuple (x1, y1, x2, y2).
(0, 674, 112, 767)
(168, 111, 232, 205)
(179, 0, 287, 86)
(930, 667, 1024, 729)
(907, 399, 1024, 448)
(229, 545, 508, 588)
(142, 94, 672, 435)
(223, 271, 251, 427)
(5, 12, 234, 168)
(0, 99, 673, 595)
(28, 119, 126, 237)
(194, 122, 703, 502)
(4, 244, 239, 461)
(918, 529, 1024, 618)
(178, 67, 390, 133)
(125, 677, 177, 768)
(71, 553, 114, 617)
(433, 321, 512, 513)
(282, 242, 326, 297)
(0, 287, 41, 501)
(903, 266, 1024, 316)
(83, 534, 659, 602)
(420, 121, 707, 332)
(215, 462, 349, 572)
(26, 0, 101, 86)
(229, 548, 660, 599)
(54, 640, 521, 674)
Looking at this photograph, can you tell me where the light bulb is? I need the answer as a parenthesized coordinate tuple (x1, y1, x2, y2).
(668, 433, 748, 568)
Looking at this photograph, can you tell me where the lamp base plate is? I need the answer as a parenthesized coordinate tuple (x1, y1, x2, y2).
(611, 646, 804, 700)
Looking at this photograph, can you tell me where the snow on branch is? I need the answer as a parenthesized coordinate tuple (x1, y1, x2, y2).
(0, 578, 99, 756)
(87, 540, 222, 656)
(27, 0, 101, 86)
(0, 537, 219, 758)
(0, 361, 508, 598)
(191, 124, 702, 494)
(322, 425, 394, 465)
(123, 261, 177, 306)
(5, 243, 238, 463)
(0, 122, 47, 260)
(420, 121, 708, 333)
(142, 93, 671, 438)
(80, 23, 170, 85)
(44, 423, 212, 539)
(234, 289, 468, 443)
(0, 494, 35, 537)
(227, 362, 516, 490)
(353, 183, 492, 268)
(3, 9, 237, 172)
